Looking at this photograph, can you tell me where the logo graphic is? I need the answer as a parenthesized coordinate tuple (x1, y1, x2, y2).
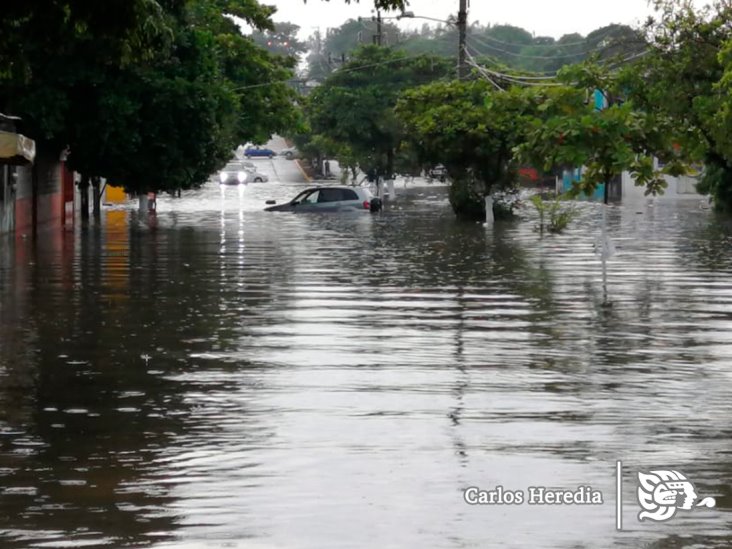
(637, 470, 716, 522)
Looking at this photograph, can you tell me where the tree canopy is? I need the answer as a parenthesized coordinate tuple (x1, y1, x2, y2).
(251, 21, 308, 59)
(518, 63, 688, 203)
(397, 81, 544, 219)
(306, 18, 645, 81)
(0, 0, 298, 195)
(621, 0, 732, 211)
(305, 46, 453, 179)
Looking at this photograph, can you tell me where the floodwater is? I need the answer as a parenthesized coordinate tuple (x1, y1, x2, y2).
(0, 162, 731, 548)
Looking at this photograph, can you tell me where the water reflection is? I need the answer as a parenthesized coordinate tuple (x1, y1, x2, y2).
(0, 185, 730, 548)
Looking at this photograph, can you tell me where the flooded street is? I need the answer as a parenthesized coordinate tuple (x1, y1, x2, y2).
(1, 161, 731, 548)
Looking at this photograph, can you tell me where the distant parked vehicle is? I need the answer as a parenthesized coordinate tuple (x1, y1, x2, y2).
(244, 146, 275, 158)
(264, 185, 381, 213)
(217, 161, 269, 185)
(280, 146, 300, 160)
(427, 164, 447, 182)
(246, 167, 269, 183)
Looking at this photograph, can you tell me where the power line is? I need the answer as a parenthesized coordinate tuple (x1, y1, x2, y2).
(464, 48, 558, 88)
(468, 50, 559, 77)
(464, 49, 505, 91)
(467, 25, 628, 50)
(233, 39, 650, 93)
(233, 51, 445, 91)
(464, 42, 561, 79)
(465, 45, 653, 89)
(606, 49, 650, 69)
(467, 32, 606, 60)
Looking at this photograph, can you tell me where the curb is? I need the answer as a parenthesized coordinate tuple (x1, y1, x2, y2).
(294, 159, 312, 182)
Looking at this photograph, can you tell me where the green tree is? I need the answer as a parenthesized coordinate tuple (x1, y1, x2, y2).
(0, 1, 173, 140)
(3, 0, 299, 200)
(518, 63, 688, 203)
(338, 0, 407, 10)
(251, 21, 307, 59)
(624, 0, 732, 211)
(0, 0, 177, 218)
(397, 80, 544, 220)
(306, 18, 402, 81)
(399, 24, 459, 58)
(306, 46, 452, 181)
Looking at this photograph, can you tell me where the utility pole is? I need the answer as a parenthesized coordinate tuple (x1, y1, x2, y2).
(457, 0, 468, 78)
(373, 10, 383, 46)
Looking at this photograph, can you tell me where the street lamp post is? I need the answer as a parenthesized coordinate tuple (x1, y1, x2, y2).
(373, 10, 383, 46)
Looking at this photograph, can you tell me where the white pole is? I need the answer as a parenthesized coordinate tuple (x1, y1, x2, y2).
(602, 204, 607, 303)
(485, 195, 494, 224)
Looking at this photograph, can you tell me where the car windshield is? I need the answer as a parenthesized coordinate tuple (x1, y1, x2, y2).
(292, 189, 322, 204)
(291, 190, 311, 203)
(300, 190, 320, 204)
(225, 161, 252, 171)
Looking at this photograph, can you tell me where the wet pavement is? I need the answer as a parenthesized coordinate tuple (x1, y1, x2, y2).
(0, 164, 731, 548)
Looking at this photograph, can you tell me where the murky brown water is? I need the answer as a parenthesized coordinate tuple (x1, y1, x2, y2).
(1, 169, 731, 548)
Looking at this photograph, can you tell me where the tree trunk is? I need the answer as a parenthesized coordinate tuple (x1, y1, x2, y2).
(78, 174, 90, 221)
(91, 176, 101, 220)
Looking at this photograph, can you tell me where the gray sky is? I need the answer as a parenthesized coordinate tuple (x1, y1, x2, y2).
(266, 0, 700, 40)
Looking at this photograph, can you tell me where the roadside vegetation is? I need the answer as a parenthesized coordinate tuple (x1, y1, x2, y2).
(530, 194, 579, 234)
(5, 0, 732, 222)
(1, 0, 299, 200)
(294, 0, 732, 221)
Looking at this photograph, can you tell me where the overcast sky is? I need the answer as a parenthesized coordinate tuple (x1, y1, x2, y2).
(266, 0, 701, 40)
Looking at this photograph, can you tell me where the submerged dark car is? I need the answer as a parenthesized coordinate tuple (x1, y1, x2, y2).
(265, 186, 382, 213)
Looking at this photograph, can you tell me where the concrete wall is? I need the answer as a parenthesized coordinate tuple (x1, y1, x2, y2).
(559, 168, 621, 201)
(0, 166, 16, 234)
(15, 151, 63, 234)
(621, 171, 701, 203)
(558, 165, 703, 204)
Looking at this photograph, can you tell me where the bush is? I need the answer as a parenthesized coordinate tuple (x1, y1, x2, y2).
(530, 193, 578, 233)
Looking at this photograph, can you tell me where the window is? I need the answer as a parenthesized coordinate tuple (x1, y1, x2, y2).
(300, 190, 320, 204)
(318, 188, 344, 202)
(341, 189, 358, 200)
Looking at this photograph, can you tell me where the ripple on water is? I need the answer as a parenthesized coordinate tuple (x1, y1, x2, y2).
(0, 191, 730, 548)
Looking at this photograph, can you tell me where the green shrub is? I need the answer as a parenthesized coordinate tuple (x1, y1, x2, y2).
(530, 193, 578, 234)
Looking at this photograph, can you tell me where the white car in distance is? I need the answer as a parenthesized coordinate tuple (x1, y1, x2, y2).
(217, 160, 269, 184)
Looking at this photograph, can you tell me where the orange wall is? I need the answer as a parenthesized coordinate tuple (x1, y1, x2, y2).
(105, 184, 127, 203)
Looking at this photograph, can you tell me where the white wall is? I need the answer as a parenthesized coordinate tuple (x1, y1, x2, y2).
(621, 171, 701, 203)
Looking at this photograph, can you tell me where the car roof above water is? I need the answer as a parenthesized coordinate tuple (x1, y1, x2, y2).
(308, 185, 368, 191)
(225, 160, 255, 168)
